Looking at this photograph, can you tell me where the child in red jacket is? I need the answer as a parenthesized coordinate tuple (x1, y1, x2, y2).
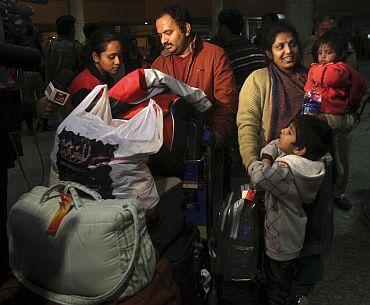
(305, 30, 367, 210)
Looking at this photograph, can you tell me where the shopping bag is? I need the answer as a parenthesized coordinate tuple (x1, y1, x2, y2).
(50, 84, 162, 210)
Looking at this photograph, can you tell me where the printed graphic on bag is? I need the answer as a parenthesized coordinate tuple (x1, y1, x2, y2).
(57, 128, 118, 198)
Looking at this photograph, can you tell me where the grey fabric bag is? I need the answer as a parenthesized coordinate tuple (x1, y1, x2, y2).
(8, 181, 156, 305)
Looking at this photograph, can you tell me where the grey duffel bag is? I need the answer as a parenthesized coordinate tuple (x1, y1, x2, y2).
(8, 181, 156, 305)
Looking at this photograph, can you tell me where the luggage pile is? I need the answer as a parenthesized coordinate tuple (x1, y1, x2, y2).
(5, 69, 214, 305)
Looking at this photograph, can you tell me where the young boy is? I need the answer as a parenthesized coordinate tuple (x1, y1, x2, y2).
(248, 115, 333, 305)
(305, 30, 367, 210)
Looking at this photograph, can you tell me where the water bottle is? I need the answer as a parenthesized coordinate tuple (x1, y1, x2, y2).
(301, 86, 322, 116)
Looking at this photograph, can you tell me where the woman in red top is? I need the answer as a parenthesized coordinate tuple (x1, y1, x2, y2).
(305, 30, 367, 210)
(68, 29, 123, 110)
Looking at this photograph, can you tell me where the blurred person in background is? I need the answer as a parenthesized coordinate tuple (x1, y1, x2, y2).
(81, 22, 99, 67)
(123, 35, 143, 74)
(44, 15, 82, 123)
(302, 15, 357, 69)
(215, 9, 267, 196)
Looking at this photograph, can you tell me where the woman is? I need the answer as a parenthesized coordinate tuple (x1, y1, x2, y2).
(237, 21, 307, 167)
(68, 29, 122, 109)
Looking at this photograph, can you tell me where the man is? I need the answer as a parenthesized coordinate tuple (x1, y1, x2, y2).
(216, 9, 267, 189)
(217, 9, 266, 92)
(44, 15, 82, 122)
(152, 5, 237, 148)
(302, 15, 357, 69)
(253, 12, 280, 46)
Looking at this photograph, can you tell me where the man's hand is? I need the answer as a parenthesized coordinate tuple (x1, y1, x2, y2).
(36, 97, 57, 119)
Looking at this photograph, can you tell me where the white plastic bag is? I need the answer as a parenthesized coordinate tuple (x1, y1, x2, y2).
(50, 84, 162, 210)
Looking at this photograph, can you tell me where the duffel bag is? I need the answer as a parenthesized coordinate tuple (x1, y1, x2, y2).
(0, 260, 180, 305)
(7, 181, 156, 305)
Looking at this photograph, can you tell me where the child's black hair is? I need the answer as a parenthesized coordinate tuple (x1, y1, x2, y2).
(292, 115, 333, 161)
(311, 30, 348, 63)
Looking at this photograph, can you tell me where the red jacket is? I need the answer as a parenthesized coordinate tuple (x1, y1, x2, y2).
(304, 62, 367, 114)
(152, 35, 237, 138)
(68, 64, 116, 111)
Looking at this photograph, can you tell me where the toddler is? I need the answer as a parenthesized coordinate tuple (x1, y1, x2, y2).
(304, 30, 367, 210)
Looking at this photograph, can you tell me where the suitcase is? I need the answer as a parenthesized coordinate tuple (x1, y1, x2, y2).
(148, 176, 185, 256)
(161, 223, 201, 305)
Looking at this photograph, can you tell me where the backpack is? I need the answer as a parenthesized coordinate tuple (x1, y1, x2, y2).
(210, 189, 261, 281)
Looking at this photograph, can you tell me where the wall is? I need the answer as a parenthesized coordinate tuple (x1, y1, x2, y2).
(19, 0, 68, 26)
(18, 0, 370, 38)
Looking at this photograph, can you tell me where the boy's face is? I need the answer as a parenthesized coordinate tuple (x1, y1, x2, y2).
(278, 123, 297, 154)
(317, 43, 338, 64)
(278, 123, 307, 157)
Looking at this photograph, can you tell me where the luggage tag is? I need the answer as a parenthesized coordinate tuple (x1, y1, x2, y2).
(47, 188, 74, 236)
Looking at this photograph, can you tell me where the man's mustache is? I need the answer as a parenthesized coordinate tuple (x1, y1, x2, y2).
(163, 43, 173, 47)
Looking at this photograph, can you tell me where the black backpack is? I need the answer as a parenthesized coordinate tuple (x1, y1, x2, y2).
(210, 190, 261, 281)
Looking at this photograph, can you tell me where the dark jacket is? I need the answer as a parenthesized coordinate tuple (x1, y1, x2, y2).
(221, 35, 267, 91)
(301, 155, 334, 256)
(44, 36, 82, 84)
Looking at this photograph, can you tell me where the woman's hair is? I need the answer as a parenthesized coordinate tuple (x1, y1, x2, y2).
(262, 21, 302, 58)
(311, 30, 348, 63)
(293, 114, 333, 161)
(89, 29, 120, 58)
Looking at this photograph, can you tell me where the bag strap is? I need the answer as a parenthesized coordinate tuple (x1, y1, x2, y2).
(101, 203, 141, 303)
(40, 181, 102, 208)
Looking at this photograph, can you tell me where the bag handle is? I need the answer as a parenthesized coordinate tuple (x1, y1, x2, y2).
(69, 84, 108, 118)
(56, 84, 108, 135)
(40, 181, 102, 208)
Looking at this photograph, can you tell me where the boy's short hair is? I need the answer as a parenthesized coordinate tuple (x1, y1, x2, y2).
(312, 30, 348, 63)
(293, 115, 333, 161)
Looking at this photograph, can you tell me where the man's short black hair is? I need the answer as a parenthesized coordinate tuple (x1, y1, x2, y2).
(311, 30, 348, 63)
(262, 13, 280, 24)
(314, 15, 337, 27)
(56, 15, 75, 36)
(155, 5, 192, 33)
(218, 9, 244, 35)
(292, 115, 333, 161)
(83, 23, 99, 40)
